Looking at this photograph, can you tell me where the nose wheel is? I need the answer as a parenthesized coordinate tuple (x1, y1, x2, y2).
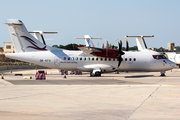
(160, 71, 166, 76)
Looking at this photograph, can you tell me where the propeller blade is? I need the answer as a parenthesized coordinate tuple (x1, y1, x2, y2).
(126, 39, 129, 51)
(118, 41, 121, 53)
(117, 39, 124, 68)
(117, 57, 122, 68)
(120, 39, 122, 50)
(118, 39, 122, 53)
(117, 52, 124, 68)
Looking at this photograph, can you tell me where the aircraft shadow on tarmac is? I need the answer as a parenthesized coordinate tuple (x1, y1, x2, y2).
(6, 79, 146, 85)
(124, 75, 154, 78)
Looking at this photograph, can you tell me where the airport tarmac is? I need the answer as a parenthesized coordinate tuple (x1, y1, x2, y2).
(0, 68, 180, 120)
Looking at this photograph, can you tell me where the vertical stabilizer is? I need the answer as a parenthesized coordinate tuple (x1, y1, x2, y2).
(136, 36, 147, 50)
(6, 19, 47, 53)
(84, 35, 95, 47)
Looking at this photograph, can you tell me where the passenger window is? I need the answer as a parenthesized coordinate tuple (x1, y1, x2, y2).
(134, 58, 136, 61)
(113, 59, 115, 61)
(64, 57, 66, 60)
(109, 58, 111, 61)
(105, 58, 107, 61)
(84, 58, 86, 61)
(100, 58, 103, 61)
(125, 58, 127, 61)
(96, 58, 98, 61)
(68, 57, 70, 60)
(92, 58, 94, 61)
(80, 57, 82, 60)
(129, 58, 132, 61)
(88, 58, 90, 61)
(72, 57, 74, 60)
(76, 57, 78, 60)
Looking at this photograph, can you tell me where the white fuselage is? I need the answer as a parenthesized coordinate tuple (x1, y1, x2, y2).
(5, 19, 176, 75)
(6, 48, 176, 73)
(166, 52, 180, 65)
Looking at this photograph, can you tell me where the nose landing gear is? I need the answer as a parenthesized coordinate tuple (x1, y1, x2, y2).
(160, 71, 166, 76)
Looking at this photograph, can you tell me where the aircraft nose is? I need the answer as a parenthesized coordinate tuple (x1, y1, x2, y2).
(167, 60, 176, 68)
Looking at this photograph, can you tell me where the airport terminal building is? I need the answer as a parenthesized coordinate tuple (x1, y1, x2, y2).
(0, 42, 15, 64)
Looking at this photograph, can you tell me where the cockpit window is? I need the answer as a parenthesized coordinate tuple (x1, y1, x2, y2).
(152, 55, 167, 59)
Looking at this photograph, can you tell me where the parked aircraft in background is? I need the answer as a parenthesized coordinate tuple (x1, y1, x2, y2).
(5, 19, 176, 76)
(124, 35, 154, 50)
(75, 35, 102, 47)
(29, 31, 57, 45)
(125, 35, 180, 68)
(165, 52, 180, 67)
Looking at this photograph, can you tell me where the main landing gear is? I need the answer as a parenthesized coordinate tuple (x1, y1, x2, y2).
(90, 72, 101, 77)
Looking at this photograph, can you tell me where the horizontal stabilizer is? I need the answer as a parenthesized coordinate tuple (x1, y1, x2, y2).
(125, 35, 154, 38)
(5, 19, 23, 25)
(29, 31, 58, 34)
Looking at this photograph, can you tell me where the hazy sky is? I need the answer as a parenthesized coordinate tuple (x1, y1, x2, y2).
(0, 0, 180, 49)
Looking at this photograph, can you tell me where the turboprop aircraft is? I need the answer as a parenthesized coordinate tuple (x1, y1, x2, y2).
(124, 35, 180, 67)
(5, 19, 176, 76)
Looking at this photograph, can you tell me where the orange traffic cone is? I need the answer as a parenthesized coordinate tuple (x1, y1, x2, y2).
(45, 71, 47, 75)
(49, 67, 51, 70)
(35, 67, 37, 70)
(63, 74, 66, 78)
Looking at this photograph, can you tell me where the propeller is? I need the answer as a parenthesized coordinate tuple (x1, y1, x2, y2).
(117, 39, 125, 68)
(125, 39, 129, 51)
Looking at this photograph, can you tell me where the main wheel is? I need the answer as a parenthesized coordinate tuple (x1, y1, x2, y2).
(95, 72, 101, 76)
(90, 72, 95, 77)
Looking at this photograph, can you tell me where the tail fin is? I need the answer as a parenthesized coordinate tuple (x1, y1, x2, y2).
(124, 35, 154, 50)
(74, 35, 102, 47)
(84, 35, 95, 47)
(29, 31, 58, 45)
(6, 19, 47, 53)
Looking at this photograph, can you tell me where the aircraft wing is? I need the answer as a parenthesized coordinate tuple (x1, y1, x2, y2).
(78, 46, 102, 55)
